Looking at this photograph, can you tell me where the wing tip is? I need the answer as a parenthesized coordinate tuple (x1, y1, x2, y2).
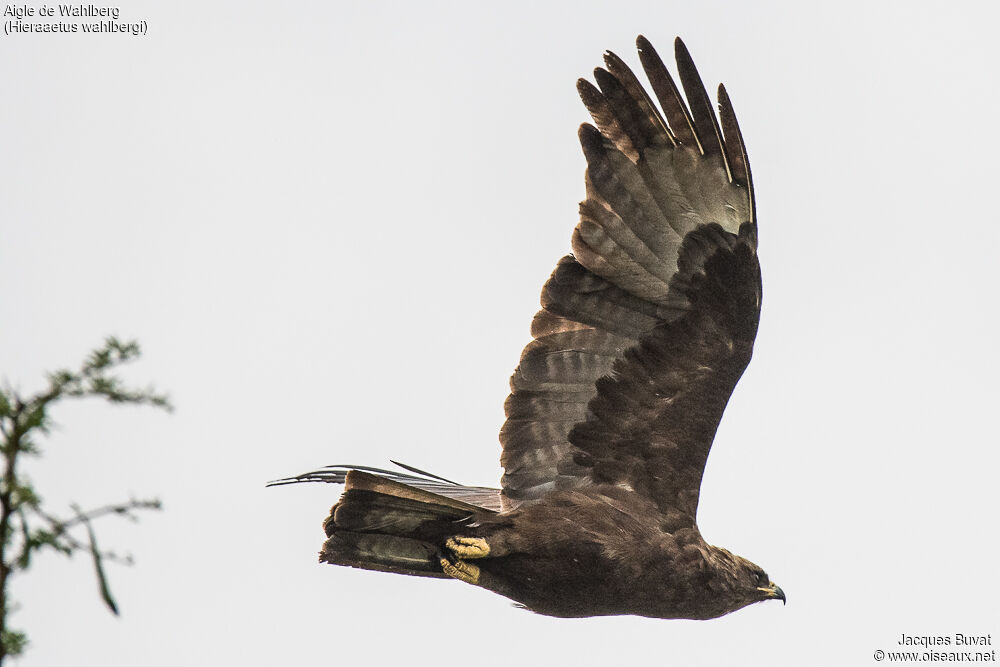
(577, 121, 602, 145)
(602, 49, 625, 71)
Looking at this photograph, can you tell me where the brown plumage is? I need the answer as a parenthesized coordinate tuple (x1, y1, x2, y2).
(271, 36, 785, 619)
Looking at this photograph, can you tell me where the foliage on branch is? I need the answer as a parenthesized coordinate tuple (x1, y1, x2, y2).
(0, 337, 170, 663)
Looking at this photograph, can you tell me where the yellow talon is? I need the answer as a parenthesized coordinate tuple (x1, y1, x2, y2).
(440, 557, 480, 585)
(445, 536, 491, 559)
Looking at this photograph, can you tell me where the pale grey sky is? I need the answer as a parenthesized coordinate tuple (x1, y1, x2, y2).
(2, 1, 998, 665)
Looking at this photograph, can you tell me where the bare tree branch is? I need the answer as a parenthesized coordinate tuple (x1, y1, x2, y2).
(0, 338, 169, 663)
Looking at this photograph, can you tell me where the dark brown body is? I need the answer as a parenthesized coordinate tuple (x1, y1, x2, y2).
(313, 471, 777, 619)
(463, 489, 761, 619)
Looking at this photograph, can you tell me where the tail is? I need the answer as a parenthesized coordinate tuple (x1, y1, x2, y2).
(320, 470, 493, 578)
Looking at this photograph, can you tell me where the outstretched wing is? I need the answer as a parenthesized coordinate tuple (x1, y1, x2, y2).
(500, 37, 760, 527)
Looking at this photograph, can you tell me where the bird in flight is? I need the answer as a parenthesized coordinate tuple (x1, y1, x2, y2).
(272, 35, 784, 619)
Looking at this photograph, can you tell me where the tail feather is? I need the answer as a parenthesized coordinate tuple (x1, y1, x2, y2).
(318, 470, 495, 578)
(320, 532, 448, 578)
(328, 489, 468, 537)
(342, 470, 483, 512)
(267, 463, 504, 512)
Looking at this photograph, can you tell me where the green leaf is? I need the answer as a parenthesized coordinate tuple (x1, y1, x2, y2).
(23, 406, 47, 430)
(46, 369, 74, 387)
(1, 629, 29, 657)
(12, 481, 40, 507)
(32, 529, 74, 556)
(16, 434, 40, 456)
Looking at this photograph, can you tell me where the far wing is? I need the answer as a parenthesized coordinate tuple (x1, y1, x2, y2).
(500, 37, 760, 526)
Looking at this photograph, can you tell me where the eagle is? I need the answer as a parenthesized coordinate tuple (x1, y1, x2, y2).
(271, 36, 785, 620)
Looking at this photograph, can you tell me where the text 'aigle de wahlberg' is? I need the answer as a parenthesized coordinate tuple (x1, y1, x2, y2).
(4, 4, 147, 36)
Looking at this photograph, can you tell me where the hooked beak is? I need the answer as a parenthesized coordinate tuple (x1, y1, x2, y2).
(757, 581, 786, 605)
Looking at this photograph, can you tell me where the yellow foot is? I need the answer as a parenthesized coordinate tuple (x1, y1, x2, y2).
(446, 536, 491, 559)
(440, 557, 480, 585)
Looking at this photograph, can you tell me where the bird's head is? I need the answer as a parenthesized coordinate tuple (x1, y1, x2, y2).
(711, 547, 785, 611)
(746, 561, 785, 606)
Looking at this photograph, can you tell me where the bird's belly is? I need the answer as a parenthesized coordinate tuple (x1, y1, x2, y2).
(476, 548, 645, 618)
